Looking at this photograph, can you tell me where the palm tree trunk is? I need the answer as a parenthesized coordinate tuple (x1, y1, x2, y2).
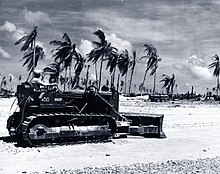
(32, 38, 36, 74)
(98, 56, 104, 90)
(68, 66, 71, 90)
(85, 65, 90, 89)
(27, 38, 36, 82)
(95, 63, 98, 87)
(153, 71, 156, 94)
(64, 68, 67, 91)
(141, 70, 148, 95)
(124, 73, 127, 94)
(112, 67, 116, 87)
(128, 65, 135, 94)
(217, 75, 219, 97)
(117, 73, 120, 92)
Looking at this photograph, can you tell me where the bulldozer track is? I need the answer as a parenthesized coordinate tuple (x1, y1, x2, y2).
(20, 112, 117, 147)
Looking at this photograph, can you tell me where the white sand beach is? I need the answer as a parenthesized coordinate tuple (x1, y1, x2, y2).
(0, 96, 220, 173)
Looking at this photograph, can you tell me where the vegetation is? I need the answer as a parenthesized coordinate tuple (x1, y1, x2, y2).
(14, 26, 45, 81)
(208, 54, 220, 97)
(71, 52, 86, 89)
(11, 26, 185, 100)
(128, 50, 137, 94)
(87, 29, 117, 90)
(160, 74, 175, 98)
(7, 25, 220, 101)
(43, 61, 61, 83)
(117, 49, 131, 93)
(140, 44, 161, 94)
(50, 33, 77, 90)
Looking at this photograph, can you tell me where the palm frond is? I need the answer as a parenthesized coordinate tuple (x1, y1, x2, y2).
(49, 40, 65, 46)
(106, 51, 118, 74)
(15, 26, 38, 52)
(143, 43, 157, 57)
(14, 35, 28, 45)
(92, 41, 102, 48)
(93, 29, 105, 44)
(117, 49, 130, 76)
(208, 54, 220, 77)
(62, 33, 71, 45)
(21, 26, 38, 51)
(21, 45, 44, 72)
(212, 54, 219, 61)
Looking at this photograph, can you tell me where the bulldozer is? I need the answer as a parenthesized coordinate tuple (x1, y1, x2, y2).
(7, 81, 165, 146)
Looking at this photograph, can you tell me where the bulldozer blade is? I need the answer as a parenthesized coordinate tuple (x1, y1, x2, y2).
(120, 112, 166, 138)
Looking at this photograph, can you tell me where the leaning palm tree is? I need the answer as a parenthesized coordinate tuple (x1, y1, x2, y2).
(160, 74, 175, 99)
(140, 43, 160, 94)
(106, 48, 119, 87)
(149, 56, 162, 94)
(21, 45, 45, 80)
(208, 54, 220, 97)
(14, 26, 37, 52)
(50, 33, 77, 90)
(128, 50, 137, 94)
(87, 29, 116, 90)
(14, 26, 39, 80)
(71, 52, 86, 89)
(117, 49, 131, 94)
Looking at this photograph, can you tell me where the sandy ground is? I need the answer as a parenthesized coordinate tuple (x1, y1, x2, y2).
(0, 96, 220, 173)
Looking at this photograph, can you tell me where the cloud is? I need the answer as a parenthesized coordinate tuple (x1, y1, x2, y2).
(174, 55, 213, 80)
(187, 55, 213, 80)
(78, 33, 133, 56)
(22, 9, 52, 26)
(0, 21, 48, 57)
(85, 9, 184, 43)
(78, 39, 94, 56)
(106, 33, 133, 53)
(0, 47, 12, 59)
(0, 20, 16, 32)
(0, 21, 25, 41)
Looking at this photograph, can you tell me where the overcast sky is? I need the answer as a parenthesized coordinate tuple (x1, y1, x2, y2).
(1, 0, 220, 93)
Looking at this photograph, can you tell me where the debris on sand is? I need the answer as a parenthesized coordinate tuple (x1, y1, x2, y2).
(36, 157, 220, 174)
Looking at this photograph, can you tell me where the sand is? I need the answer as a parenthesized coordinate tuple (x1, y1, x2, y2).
(0, 96, 220, 173)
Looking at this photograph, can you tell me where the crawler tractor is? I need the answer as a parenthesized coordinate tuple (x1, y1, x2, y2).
(7, 82, 165, 146)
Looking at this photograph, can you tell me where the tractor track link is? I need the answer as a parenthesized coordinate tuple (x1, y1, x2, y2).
(19, 112, 117, 147)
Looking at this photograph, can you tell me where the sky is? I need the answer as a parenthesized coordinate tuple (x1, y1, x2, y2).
(0, 0, 220, 94)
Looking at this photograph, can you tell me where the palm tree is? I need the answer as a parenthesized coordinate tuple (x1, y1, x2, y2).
(106, 48, 119, 87)
(140, 43, 160, 94)
(160, 74, 175, 98)
(150, 57, 162, 94)
(14, 26, 40, 80)
(43, 61, 61, 83)
(87, 29, 115, 90)
(128, 50, 137, 94)
(117, 49, 131, 94)
(14, 26, 37, 51)
(50, 33, 77, 90)
(0, 76, 7, 92)
(21, 45, 45, 79)
(208, 54, 220, 97)
(71, 52, 86, 89)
